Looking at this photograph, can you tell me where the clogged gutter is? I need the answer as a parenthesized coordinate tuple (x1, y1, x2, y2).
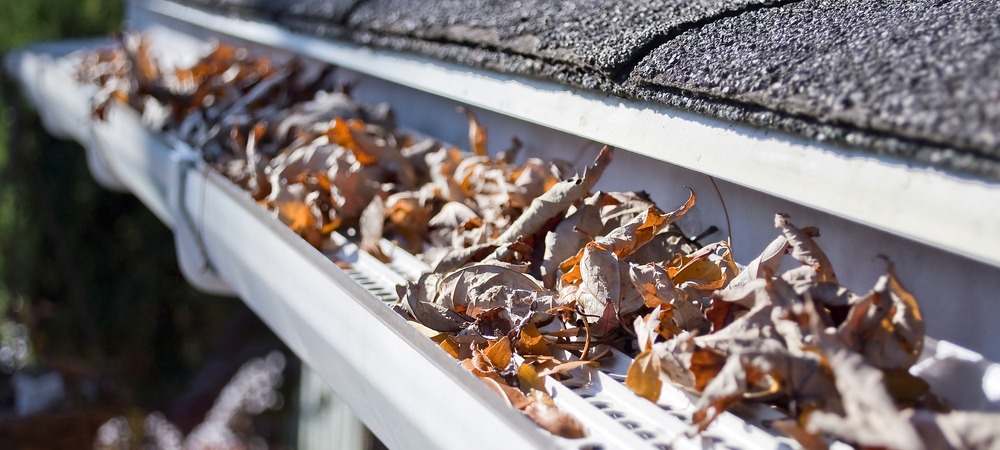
(73, 34, 1000, 448)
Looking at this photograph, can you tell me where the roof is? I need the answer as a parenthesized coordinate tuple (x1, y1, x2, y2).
(173, 0, 1000, 180)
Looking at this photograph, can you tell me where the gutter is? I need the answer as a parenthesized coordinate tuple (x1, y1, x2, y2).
(5, 0, 1000, 447)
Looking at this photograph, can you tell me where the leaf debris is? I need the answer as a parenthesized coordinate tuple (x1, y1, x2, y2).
(74, 34, 999, 447)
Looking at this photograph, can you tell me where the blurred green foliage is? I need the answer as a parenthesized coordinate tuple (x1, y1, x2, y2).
(0, 0, 293, 443)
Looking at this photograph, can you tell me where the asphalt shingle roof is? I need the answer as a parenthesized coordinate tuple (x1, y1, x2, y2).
(172, 0, 1000, 179)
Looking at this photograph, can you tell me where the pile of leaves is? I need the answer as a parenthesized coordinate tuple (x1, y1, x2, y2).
(74, 35, 1000, 448)
(77, 33, 574, 258)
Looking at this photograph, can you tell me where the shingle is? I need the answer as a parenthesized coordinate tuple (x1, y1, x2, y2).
(345, 0, 775, 85)
(629, 0, 1000, 170)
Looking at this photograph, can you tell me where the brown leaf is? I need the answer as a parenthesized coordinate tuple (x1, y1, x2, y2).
(837, 263, 924, 370)
(494, 146, 613, 246)
(484, 337, 513, 370)
(573, 242, 621, 326)
(625, 349, 662, 402)
(775, 214, 837, 284)
(523, 390, 588, 439)
(541, 192, 606, 287)
(704, 299, 748, 333)
(727, 234, 788, 290)
(397, 279, 469, 332)
(595, 192, 695, 259)
(516, 323, 551, 356)
(438, 336, 461, 359)
(359, 196, 389, 261)
(560, 193, 696, 277)
(385, 192, 430, 253)
(883, 368, 930, 403)
(666, 241, 737, 292)
(479, 376, 531, 410)
(690, 346, 728, 392)
(629, 263, 708, 334)
(517, 363, 546, 393)
(770, 420, 829, 450)
(276, 201, 317, 235)
(537, 360, 597, 378)
(806, 346, 924, 450)
(691, 357, 750, 431)
(326, 118, 378, 165)
(458, 106, 488, 156)
(433, 264, 558, 326)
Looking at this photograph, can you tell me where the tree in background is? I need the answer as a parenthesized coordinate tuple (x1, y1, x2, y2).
(0, 1, 295, 447)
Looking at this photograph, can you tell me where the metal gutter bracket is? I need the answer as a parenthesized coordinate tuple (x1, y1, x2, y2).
(168, 139, 235, 296)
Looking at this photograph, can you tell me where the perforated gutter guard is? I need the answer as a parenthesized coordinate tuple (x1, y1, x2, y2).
(5, 0, 1000, 448)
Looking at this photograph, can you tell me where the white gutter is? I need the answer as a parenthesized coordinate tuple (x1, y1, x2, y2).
(7, 4, 1000, 447)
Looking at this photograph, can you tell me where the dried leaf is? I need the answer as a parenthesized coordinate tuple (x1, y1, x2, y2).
(439, 336, 461, 359)
(517, 363, 546, 393)
(727, 234, 787, 290)
(359, 196, 389, 261)
(494, 146, 613, 246)
(629, 263, 708, 334)
(537, 360, 597, 378)
(837, 263, 925, 370)
(625, 349, 662, 402)
(397, 279, 469, 332)
(484, 337, 513, 370)
(385, 192, 430, 253)
(573, 242, 621, 326)
(326, 118, 378, 165)
(523, 390, 587, 439)
(458, 106, 488, 156)
(775, 214, 836, 284)
(433, 264, 558, 326)
(806, 345, 924, 450)
(517, 323, 551, 356)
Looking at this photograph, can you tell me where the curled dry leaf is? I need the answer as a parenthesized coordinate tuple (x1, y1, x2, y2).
(560, 192, 696, 334)
(806, 343, 925, 450)
(625, 348, 662, 403)
(494, 146, 613, 246)
(837, 263, 925, 370)
(458, 106, 488, 157)
(523, 390, 588, 439)
(359, 196, 390, 262)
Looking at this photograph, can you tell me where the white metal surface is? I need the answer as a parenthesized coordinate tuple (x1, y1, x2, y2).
(89, 105, 178, 228)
